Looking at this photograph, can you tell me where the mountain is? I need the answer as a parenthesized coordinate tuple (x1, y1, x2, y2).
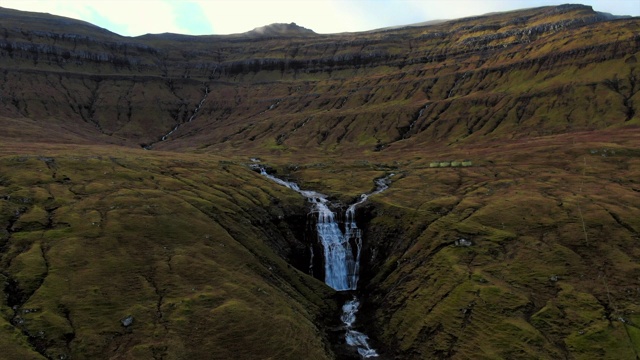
(0, 4, 639, 359)
(245, 22, 317, 37)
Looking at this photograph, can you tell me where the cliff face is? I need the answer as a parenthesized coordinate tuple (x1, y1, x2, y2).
(0, 4, 637, 152)
(1, 4, 639, 360)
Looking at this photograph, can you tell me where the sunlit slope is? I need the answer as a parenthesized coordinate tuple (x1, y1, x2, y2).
(0, 5, 638, 153)
(0, 146, 334, 359)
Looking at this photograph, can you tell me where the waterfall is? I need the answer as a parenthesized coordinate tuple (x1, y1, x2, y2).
(255, 162, 390, 357)
(257, 165, 390, 291)
(342, 298, 379, 358)
(314, 197, 358, 291)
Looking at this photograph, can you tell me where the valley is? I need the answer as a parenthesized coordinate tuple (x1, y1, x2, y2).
(0, 4, 639, 359)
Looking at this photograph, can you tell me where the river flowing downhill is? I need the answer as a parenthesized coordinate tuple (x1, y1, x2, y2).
(255, 163, 391, 358)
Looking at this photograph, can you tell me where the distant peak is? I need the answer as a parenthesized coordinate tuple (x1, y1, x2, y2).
(246, 22, 316, 37)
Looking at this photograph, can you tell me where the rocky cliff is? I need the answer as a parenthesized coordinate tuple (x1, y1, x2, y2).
(0, 4, 637, 152)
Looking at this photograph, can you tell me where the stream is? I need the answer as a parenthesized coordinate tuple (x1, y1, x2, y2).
(143, 85, 209, 149)
(255, 162, 391, 358)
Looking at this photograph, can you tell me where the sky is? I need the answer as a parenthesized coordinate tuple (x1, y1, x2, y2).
(1, 0, 639, 37)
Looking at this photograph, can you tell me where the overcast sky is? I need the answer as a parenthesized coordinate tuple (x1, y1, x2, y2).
(2, 0, 639, 36)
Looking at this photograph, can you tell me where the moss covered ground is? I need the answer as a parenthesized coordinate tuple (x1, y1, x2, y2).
(271, 129, 640, 359)
(0, 146, 336, 359)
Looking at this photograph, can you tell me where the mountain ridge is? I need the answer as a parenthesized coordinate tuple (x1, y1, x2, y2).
(2, 3, 636, 39)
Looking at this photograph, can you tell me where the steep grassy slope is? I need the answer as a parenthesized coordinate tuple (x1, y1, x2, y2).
(0, 144, 335, 359)
(362, 130, 640, 359)
(255, 128, 640, 359)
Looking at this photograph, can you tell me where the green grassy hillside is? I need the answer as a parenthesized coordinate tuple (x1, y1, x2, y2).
(0, 145, 336, 359)
(241, 128, 640, 359)
(364, 131, 640, 359)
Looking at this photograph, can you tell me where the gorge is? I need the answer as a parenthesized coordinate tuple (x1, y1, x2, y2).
(257, 164, 392, 357)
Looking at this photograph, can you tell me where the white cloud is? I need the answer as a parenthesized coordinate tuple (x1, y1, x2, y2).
(82, 1, 190, 35)
(1, 0, 638, 36)
(2, 0, 192, 36)
(196, 0, 373, 34)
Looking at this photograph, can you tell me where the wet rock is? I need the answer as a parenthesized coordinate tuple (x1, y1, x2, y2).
(454, 238, 473, 247)
(120, 315, 134, 327)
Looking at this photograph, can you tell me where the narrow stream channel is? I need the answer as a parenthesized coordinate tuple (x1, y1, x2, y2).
(254, 162, 391, 358)
(143, 85, 209, 149)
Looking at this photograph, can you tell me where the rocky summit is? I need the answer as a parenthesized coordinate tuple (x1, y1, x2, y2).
(0, 4, 639, 360)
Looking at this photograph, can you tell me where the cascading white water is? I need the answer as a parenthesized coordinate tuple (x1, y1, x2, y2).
(342, 298, 379, 358)
(258, 165, 370, 290)
(255, 162, 390, 358)
(314, 198, 358, 290)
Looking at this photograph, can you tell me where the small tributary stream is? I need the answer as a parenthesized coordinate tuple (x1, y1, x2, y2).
(255, 163, 391, 358)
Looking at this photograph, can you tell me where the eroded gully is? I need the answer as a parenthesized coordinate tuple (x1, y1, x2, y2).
(254, 162, 392, 358)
